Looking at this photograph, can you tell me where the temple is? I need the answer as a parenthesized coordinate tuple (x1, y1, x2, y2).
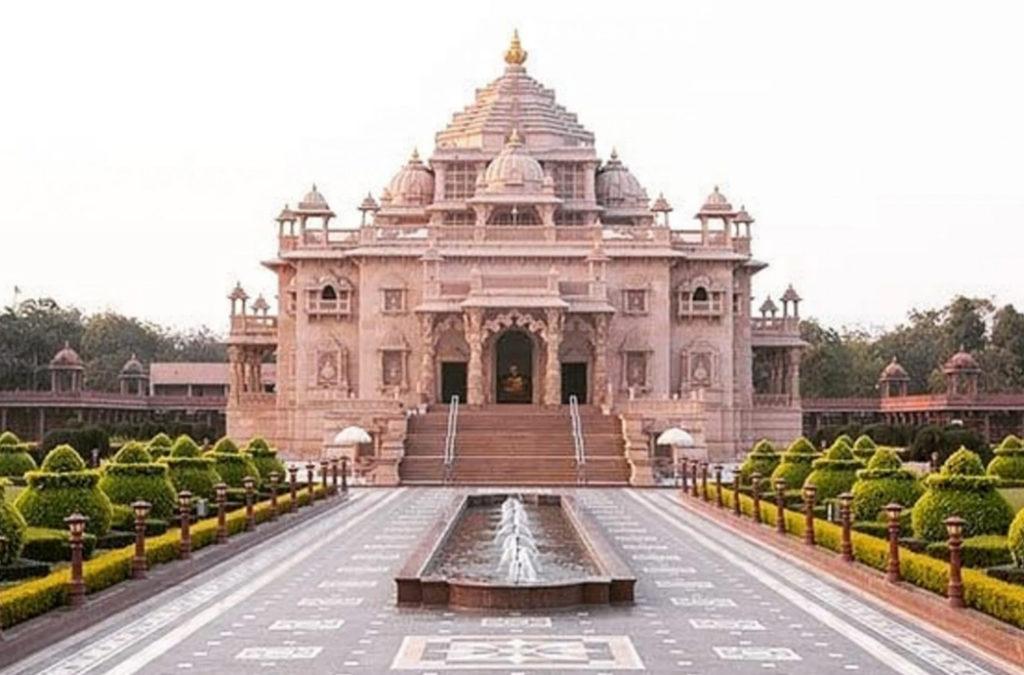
(226, 32, 805, 484)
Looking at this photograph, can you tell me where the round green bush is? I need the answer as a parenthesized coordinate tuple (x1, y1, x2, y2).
(738, 439, 779, 485)
(0, 431, 21, 445)
(805, 440, 861, 501)
(211, 437, 239, 454)
(244, 436, 287, 482)
(852, 435, 877, 462)
(0, 444, 37, 478)
(769, 436, 819, 491)
(169, 435, 202, 458)
(850, 448, 923, 521)
(987, 434, 1024, 482)
(0, 499, 28, 564)
(1009, 507, 1024, 568)
(98, 442, 178, 520)
(146, 433, 174, 459)
(206, 451, 260, 489)
(911, 448, 1014, 542)
(14, 445, 113, 536)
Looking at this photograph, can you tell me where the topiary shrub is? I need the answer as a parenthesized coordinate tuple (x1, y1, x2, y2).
(987, 435, 1024, 483)
(834, 434, 854, 449)
(805, 440, 862, 501)
(769, 437, 819, 491)
(738, 439, 779, 486)
(14, 445, 113, 536)
(850, 448, 923, 522)
(1009, 506, 1024, 568)
(20, 526, 97, 562)
(98, 442, 178, 520)
(161, 436, 220, 500)
(146, 433, 174, 459)
(911, 448, 1015, 542)
(852, 435, 877, 463)
(244, 436, 287, 482)
(926, 535, 1013, 569)
(205, 437, 260, 489)
(0, 430, 37, 478)
(0, 496, 28, 564)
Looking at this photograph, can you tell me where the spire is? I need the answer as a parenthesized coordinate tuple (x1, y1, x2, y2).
(409, 147, 421, 164)
(504, 29, 527, 66)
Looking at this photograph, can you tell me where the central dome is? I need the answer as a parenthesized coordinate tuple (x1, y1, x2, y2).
(386, 149, 435, 207)
(482, 130, 545, 193)
(596, 150, 648, 209)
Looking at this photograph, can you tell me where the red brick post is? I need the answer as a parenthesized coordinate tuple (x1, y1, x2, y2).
(243, 476, 256, 531)
(732, 474, 742, 516)
(945, 516, 965, 608)
(803, 485, 817, 546)
(320, 459, 329, 494)
(774, 478, 787, 534)
(679, 458, 689, 493)
(750, 472, 762, 524)
(215, 483, 228, 544)
(178, 491, 192, 559)
(690, 461, 699, 498)
(700, 462, 709, 502)
(885, 503, 903, 583)
(714, 465, 724, 509)
(132, 500, 151, 580)
(268, 471, 280, 520)
(341, 457, 349, 493)
(288, 466, 299, 512)
(838, 492, 854, 562)
(330, 458, 339, 495)
(65, 512, 89, 608)
(305, 462, 316, 502)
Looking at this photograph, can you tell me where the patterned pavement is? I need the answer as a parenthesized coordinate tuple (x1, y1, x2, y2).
(2, 487, 1014, 674)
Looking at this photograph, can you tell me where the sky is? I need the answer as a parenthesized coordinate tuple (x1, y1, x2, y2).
(1, 1, 1022, 336)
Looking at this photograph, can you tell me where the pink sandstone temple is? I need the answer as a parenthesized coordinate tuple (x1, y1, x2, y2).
(225, 32, 805, 485)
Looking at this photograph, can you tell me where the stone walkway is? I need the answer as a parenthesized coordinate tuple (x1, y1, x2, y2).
(2, 488, 1013, 674)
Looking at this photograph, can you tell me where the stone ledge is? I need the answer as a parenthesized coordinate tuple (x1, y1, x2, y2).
(671, 491, 1024, 670)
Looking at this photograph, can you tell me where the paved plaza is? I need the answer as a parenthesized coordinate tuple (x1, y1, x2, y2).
(3, 488, 1010, 674)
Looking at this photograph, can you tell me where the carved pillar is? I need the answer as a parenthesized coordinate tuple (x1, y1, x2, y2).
(464, 309, 484, 406)
(227, 346, 242, 403)
(418, 314, 436, 404)
(593, 314, 609, 408)
(788, 347, 801, 406)
(544, 309, 563, 406)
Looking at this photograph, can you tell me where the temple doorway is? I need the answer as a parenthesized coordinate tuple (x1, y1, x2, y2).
(561, 362, 587, 404)
(495, 330, 533, 403)
(440, 362, 467, 403)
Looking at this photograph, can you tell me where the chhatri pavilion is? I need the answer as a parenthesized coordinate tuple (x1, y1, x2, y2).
(225, 32, 804, 485)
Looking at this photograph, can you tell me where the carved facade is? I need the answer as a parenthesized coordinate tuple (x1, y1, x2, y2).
(225, 33, 805, 482)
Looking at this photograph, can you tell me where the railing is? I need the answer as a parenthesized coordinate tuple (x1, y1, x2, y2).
(442, 395, 459, 484)
(569, 395, 587, 485)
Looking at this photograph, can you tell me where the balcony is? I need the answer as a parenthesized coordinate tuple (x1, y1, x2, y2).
(228, 314, 278, 346)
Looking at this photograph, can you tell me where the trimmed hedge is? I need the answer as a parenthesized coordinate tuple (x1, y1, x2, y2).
(911, 448, 1014, 542)
(769, 436, 819, 490)
(162, 457, 220, 501)
(206, 437, 260, 489)
(852, 434, 877, 462)
(850, 448, 923, 521)
(98, 442, 178, 520)
(805, 440, 861, 501)
(244, 436, 287, 482)
(0, 430, 37, 478)
(146, 433, 174, 459)
(0, 484, 329, 629)
(21, 526, 98, 562)
(14, 446, 113, 536)
(925, 535, 1013, 569)
(1009, 506, 1024, 568)
(0, 498, 28, 564)
(987, 434, 1024, 483)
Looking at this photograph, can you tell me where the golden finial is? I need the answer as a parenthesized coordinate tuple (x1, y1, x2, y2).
(504, 29, 527, 66)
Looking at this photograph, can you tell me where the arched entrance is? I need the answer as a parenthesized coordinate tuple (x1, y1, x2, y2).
(495, 330, 533, 403)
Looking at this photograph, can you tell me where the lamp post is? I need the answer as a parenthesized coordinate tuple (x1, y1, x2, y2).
(714, 465, 724, 509)
(885, 502, 902, 583)
(0, 534, 6, 638)
(838, 492, 854, 562)
(680, 458, 689, 493)
(330, 458, 339, 495)
(803, 485, 817, 546)
(341, 457, 349, 493)
(700, 462, 709, 502)
(65, 512, 89, 608)
(732, 474, 741, 516)
(268, 471, 280, 520)
(288, 465, 299, 512)
(243, 476, 256, 531)
(945, 516, 965, 608)
(178, 490, 192, 560)
(131, 500, 151, 580)
(305, 462, 316, 503)
(320, 459, 329, 494)
(774, 478, 787, 534)
(215, 483, 228, 544)
(750, 472, 762, 524)
(690, 461, 699, 498)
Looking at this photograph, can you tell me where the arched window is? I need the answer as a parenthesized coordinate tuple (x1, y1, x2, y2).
(692, 287, 709, 302)
(321, 286, 337, 301)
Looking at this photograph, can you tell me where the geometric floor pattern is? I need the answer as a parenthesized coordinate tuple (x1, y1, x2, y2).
(1, 487, 1013, 674)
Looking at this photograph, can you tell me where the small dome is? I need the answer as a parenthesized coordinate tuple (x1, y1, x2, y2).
(50, 341, 83, 369)
(275, 204, 296, 223)
(359, 192, 379, 212)
(651, 192, 673, 213)
(944, 348, 981, 372)
(120, 353, 145, 376)
(733, 204, 755, 224)
(386, 150, 435, 207)
(879, 356, 910, 382)
(759, 296, 778, 315)
(228, 282, 248, 302)
(252, 294, 270, 313)
(781, 284, 802, 303)
(596, 149, 648, 209)
(482, 130, 545, 194)
(696, 186, 734, 216)
(297, 184, 333, 214)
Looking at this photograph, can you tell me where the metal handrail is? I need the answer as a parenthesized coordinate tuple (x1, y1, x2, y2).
(569, 395, 587, 485)
(442, 395, 459, 484)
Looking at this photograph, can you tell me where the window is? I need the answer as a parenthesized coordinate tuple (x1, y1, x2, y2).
(382, 288, 406, 313)
(444, 162, 478, 200)
(624, 289, 647, 314)
(309, 284, 352, 317)
(444, 210, 475, 225)
(549, 163, 586, 200)
(677, 283, 723, 318)
(625, 352, 648, 389)
(555, 211, 588, 226)
(321, 286, 337, 300)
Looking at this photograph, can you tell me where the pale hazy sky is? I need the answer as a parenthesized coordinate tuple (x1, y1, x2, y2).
(1, 1, 1021, 336)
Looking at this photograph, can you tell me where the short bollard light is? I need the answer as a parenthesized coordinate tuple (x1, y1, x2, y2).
(838, 492, 854, 562)
(700, 462, 709, 502)
(341, 456, 349, 493)
(0, 534, 6, 637)
(288, 465, 299, 512)
(714, 465, 724, 508)
(774, 478, 787, 534)
(680, 458, 689, 493)
(885, 502, 903, 583)
(305, 462, 316, 502)
(732, 474, 742, 516)
(320, 459, 329, 494)
(945, 515, 966, 608)
(132, 500, 151, 580)
(243, 476, 256, 531)
(178, 490, 193, 560)
(690, 461, 699, 498)
(215, 483, 229, 544)
(803, 484, 817, 546)
(268, 471, 280, 520)
(65, 512, 89, 608)
(330, 458, 340, 495)
(750, 472, 762, 524)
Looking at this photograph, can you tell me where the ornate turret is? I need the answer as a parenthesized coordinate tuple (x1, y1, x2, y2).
(384, 149, 435, 208)
(759, 295, 778, 318)
(694, 186, 739, 246)
(879, 356, 910, 398)
(780, 284, 802, 317)
(118, 353, 148, 397)
(50, 341, 84, 394)
(358, 192, 379, 226)
(228, 282, 249, 316)
(944, 346, 981, 398)
(294, 184, 335, 231)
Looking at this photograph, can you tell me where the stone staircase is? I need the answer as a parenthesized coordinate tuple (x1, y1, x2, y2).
(398, 405, 631, 485)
